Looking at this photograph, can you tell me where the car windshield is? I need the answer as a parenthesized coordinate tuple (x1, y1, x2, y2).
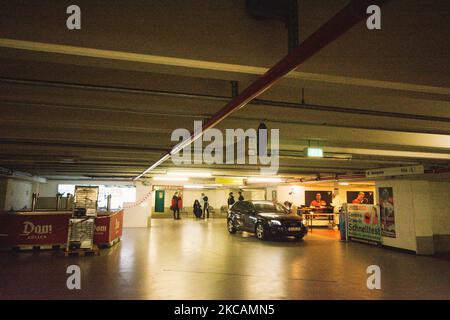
(254, 203, 287, 214)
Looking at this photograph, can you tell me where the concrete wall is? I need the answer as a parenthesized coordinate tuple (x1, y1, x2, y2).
(429, 182, 450, 253)
(376, 180, 418, 252)
(375, 179, 450, 254)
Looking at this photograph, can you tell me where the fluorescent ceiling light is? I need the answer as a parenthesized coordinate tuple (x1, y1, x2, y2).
(184, 184, 223, 189)
(167, 171, 211, 178)
(339, 182, 350, 186)
(205, 184, 223, 188)
(247, 177, 283, 183)
(153, 176, 189, 181)
(184, 184, 204, 189)
(304, 147, 324, 158)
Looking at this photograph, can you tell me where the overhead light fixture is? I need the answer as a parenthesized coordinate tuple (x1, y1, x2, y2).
(184, 183, 223, 189)
(153, 176, 189, 182)
(184, 184, 204, 189)
(339, 182, 350, 186)
(167, 171, 212, 178)
(247, 177, 284, 183)
(205, 184, 223, 188)
(304, 147, 324, 158)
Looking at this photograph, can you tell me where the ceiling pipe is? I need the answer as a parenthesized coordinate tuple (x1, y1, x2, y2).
(3, 97, 449, 125)
(134, 0, 388, 180)
(0, 87, 450, 124)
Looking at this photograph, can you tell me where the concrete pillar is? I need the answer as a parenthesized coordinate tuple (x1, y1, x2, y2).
(375, 179, 450, 255)
(2, 179, 33, 211)
(410, 181, 435, 255)
(375, 180, 417, 253)
(122, 182, 152, 228)
(429, 181, 450, 254)
(0, 179, 7, 211)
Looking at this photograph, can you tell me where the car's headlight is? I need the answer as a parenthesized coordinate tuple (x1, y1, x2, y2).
(269, 220, 282, 226)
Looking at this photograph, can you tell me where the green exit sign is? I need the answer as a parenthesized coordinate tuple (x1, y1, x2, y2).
(304, 147, 323, 157)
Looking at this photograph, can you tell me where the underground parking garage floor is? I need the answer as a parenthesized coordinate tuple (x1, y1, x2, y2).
(0, 219, 449, 300)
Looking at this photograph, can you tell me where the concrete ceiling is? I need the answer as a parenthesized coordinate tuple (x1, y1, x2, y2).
(0, 0, 449, 181)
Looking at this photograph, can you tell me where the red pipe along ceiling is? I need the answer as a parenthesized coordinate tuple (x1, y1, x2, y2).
(134, 0, 389, 180)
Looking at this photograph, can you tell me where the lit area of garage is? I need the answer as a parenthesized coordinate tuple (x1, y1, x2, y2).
(0, 0, 449, 301)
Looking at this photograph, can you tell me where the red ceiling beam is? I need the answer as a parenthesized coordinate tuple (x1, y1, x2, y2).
(134, 0, 388, 180)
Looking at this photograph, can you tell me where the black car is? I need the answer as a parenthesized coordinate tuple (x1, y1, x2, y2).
(227, 200, 308, 240)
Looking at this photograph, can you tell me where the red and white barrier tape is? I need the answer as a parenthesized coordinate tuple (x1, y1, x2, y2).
(112, 190, 153, 213)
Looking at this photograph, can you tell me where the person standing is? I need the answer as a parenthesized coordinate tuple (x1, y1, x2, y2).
(176, 193, 183, 220)
(201, 193, 209, 219)
(227, 192, 235, 208)
(291, 202, 299, 216)
(283, 201, 292, 213)
(238, 191, 244, 201)
(193, 200, 202, 219)
(171, 192, 180, 220)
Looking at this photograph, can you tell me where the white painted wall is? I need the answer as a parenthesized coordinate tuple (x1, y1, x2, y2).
(429, 181, 450, 235)
(156, 188, 232, 211)
(410, 181, 433, 239)
(274, 185, 376, 209)
(373, 179, 450, 253)
(123, 182, 152, 228)
(37, 180, 59, 197)
(248, 189, 266, 201)
(150, 187, 267, 214)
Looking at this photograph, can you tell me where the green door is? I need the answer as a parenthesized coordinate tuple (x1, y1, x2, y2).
(155, 190, 165, 212)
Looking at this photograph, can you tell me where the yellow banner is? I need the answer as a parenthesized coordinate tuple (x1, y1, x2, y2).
(215, 178, 243, 185)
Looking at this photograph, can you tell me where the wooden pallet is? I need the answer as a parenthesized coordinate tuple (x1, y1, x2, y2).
(97, 238, 121, 248)
(64, 245, 100, 257)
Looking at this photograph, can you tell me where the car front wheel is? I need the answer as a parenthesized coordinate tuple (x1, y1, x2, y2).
(255, 222, 265, 240)
(294, 234, 305, 240)
(227, 219, 237, 234)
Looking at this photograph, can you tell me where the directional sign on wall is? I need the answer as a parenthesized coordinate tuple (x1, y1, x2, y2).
(365, 165, 424, 178)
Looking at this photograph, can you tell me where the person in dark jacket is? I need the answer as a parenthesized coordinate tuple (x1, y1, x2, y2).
(283, 201, 293, 213)
(238, 191, 244, 201)
(201, 193, 209, 219)
(227, 192, 235, 208)
(171, 193, 179, 219)
(193, 200, 202, 219)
